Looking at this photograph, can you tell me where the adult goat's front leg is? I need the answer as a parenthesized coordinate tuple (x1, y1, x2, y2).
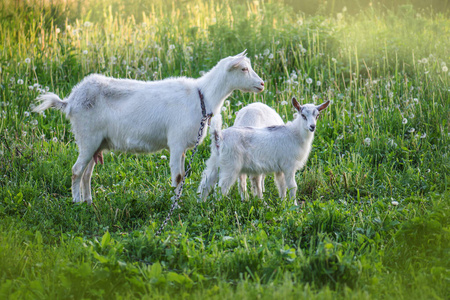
(169, 147, 186, 194)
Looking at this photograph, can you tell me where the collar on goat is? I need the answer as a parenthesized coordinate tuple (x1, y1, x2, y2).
(197, 88, 213, 124)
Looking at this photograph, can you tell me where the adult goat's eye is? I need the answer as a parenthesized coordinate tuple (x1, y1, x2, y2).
(242, 67, 248, 72)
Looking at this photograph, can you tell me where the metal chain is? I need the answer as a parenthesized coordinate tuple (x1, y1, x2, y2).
(156, 112, 212, 236)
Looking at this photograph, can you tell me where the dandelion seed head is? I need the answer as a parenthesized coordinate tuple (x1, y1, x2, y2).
(316, 80, 322, 86)
(402, 118, 408, 125)
(24, 111, 30, 117)
(281, 100, 288, 106)
(420, 133, 426, 138)
(221, 107, 227, 112)
(391, 200, 399, 206)
(442, 66, 448, 72)
(83, 50, 88, 55)
(306, 78, 313, 84)
(364, 137, 371, 146)
(17, 79, 24, 85)
(169, 44, 175, 50)
(52, 137, 58, 142)
(263, 49, 270, 56)
(22, 131, 27, 137)
(161, 155, 167, 160)
(25, 58, 31, 64)
(268, 54, 274, 59)
(332, 58, 337, 63)
(31, 120, 38, 126)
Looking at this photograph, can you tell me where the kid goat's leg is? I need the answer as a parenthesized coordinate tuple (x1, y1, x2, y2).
(250, 175, 264, 199)
(275, 172, 287, 199)
(238, 174, 248, 201)
(218, 166, 240, 197)
(198, 153, 220, 201)
(285, 172, 298, 206)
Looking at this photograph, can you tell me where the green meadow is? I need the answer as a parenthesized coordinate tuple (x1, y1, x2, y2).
(0, 0, 448, 298)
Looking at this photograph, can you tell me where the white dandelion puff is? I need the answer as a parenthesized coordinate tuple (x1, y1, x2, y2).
(161, 155, 167, 160)
(391, 200, 399, 206)
(83, 50, 88, 55)
(316, 80, 322, 86)
(408, 128, 415, 133)
(17, 79, 24, 85)
(52, 137, 58, 142)
(306, 78, 313, 84)
(24, 111, 30, 117)
(263, 49, 270, 56)
(281, 100, 288, 106)
(22, 131, 27, 137)
(25, 58, 31, 64)
(268, 54, 274, 59)
(221, 107, 227, 112)
(402, 118, 408, 125)
(442, 66, 448, 72)
(364, 137, 371, 146)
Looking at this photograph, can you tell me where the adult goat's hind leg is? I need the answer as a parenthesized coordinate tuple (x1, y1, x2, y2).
(81, 158, 95, 204)
(72, 136, 103, 203)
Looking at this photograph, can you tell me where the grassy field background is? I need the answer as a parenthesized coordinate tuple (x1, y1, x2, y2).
(0, 0, 449, 298)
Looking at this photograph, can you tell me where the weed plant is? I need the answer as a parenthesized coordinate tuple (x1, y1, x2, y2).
(0, 0, 449, 299)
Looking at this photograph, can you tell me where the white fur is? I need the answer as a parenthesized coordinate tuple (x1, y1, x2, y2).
(232, 103, 284, 200)
(33, 51, 264, 204)
(198, 98, 330, 205)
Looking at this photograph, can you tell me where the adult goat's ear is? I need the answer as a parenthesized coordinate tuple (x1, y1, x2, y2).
(236, 49, 247, 57)
(228, 55, 246, 70)
(317, 100, 330, 112)
(292, 97, 302, 111)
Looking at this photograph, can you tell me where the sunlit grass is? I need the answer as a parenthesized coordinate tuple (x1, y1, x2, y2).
(0, 1, 449, 299)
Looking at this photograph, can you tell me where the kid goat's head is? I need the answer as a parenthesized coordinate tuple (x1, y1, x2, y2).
(292, 97, 330, 133)
(225, 50, 265, 93)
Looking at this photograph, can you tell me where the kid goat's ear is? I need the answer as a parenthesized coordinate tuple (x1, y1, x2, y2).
(292, 97, 302, 111)
(317, 100, 330, 112)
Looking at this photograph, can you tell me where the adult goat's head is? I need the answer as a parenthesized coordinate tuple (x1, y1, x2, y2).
(225, 50, 265, 93)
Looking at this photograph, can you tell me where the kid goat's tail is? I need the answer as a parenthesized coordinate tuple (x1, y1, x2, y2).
(209, 114, 223, 154)
(33, 93, 68, 113)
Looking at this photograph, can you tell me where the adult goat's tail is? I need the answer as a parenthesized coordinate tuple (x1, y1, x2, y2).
(209, 114, 223, 154)
(33, 93, 68, 113)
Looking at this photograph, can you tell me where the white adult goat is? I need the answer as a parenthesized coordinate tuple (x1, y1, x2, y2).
(33, 50, 264, 204)
(232, 102, 284, 200)
(198, 98, 330, 205)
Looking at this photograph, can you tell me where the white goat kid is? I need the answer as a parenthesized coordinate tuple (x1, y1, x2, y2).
(33, 50, 264, 204)
(198, 98, 330, 205)
(232, 103, 284, 200)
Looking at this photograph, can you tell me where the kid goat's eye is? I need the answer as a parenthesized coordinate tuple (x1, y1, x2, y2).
(302, 114, 307, 120)
(242, 67, 248, 72)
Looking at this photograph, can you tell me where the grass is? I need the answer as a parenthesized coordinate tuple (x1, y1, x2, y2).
(0, 0, 449, 298)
